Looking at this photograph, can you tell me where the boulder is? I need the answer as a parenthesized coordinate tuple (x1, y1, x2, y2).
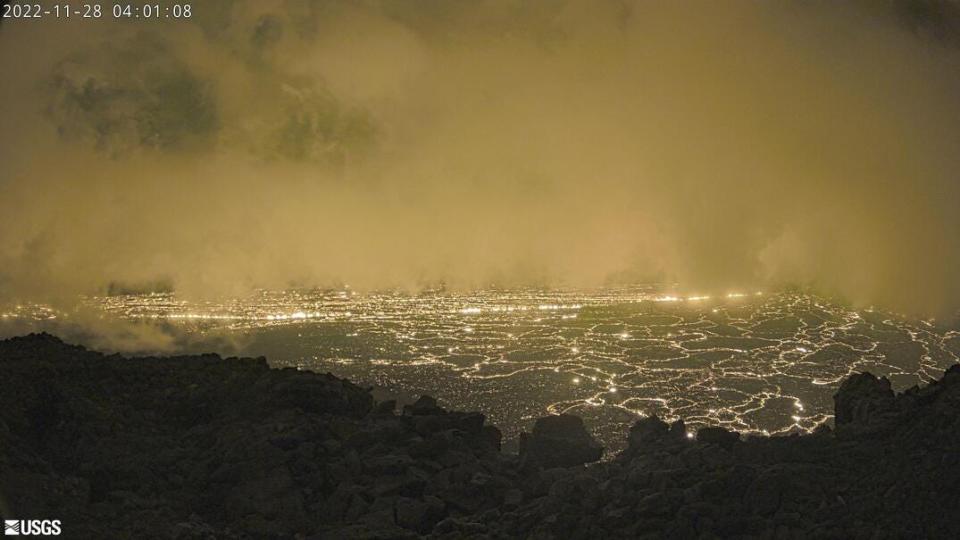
(668, 419, 688, 440)
(480, 425, 503, 450)
(394, 495, 445, 533)
(626, 416, 688, 453)
(627, 416, 670, 449)
(834, 372, 895, 425)
(404, 395, 445, 416)
(519, 414, 603, 468)
(372, 400, 397, 416)
(696, 426, 739, 449)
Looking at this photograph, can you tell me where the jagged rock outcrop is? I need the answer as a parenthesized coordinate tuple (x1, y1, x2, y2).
(833, 371, 896, 425)
(2, 333, 960, 539)
(621, 416, 688, 460)
(695, 426, 740, 449)
(518, 414, 604, 469)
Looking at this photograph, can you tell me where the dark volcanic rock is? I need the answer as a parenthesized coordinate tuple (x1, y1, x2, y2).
(3, 333, 960, 539)
(627, 415, 669, 447)
(404, 395, 444, 416)
(834, 371, 896, 425)
(625, 416, 688, 454)
(518, 414, 604, 469)
(696, 426, 740, 449)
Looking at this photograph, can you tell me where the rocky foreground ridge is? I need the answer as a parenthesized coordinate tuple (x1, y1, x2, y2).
(1, 334, 959, 539)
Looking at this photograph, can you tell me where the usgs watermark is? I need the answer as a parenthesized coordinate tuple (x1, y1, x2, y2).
(3, 520, 61, 536)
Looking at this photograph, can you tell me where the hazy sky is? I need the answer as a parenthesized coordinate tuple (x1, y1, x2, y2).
(1, 0, 959, 317)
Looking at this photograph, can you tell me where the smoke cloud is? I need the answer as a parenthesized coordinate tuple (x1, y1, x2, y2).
(1, 0, 960, 317)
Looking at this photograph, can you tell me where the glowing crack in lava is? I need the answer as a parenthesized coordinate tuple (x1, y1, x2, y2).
(4, 286, 957, 453)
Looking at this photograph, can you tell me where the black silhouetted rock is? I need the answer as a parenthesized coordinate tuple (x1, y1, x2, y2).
(622, 415, 690, 458)
(404, 395, 445, 416)
(696, 426, 740, 449)
(668, 418, 688, 440)
(480, 424, 503, 450)
(372, 399, 397, 416)
(518, 414, 603, 468)
(395, 495, 445, 533)
(834, 371, 896, 425)
(627, 415, 669, 448)
(4, 334, 960, 539)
